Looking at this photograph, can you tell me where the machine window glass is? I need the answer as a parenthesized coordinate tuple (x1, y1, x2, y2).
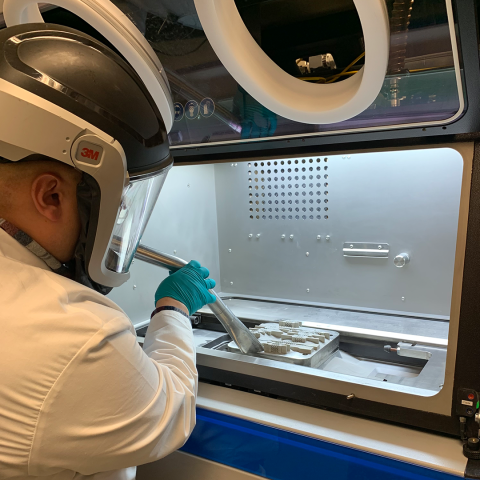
(100, 0, 463, 146)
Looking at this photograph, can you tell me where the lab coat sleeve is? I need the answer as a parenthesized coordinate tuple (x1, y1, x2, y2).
(27, 311, 198, 477)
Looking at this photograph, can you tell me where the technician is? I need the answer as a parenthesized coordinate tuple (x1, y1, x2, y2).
(0, 22, 215, 480)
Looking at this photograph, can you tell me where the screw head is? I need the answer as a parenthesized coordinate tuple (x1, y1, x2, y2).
(349, 244, 354, 249)
(317, 235, 321, 240)
(133, 285, 137, 290)
(230, 282, 234, 286)
(290, 234, 294, 240)
(342, 156, 346, 159)
(248, 234, 253, 238)
(173, 250, 177, 254)
(281, 234, 286, 239)
(347, 155, 351, 159)
(306, 252, 310, 257)
(256, 234, 261, 238)
(401, 297, 405, 301)
(228, 249, 232, 253)
(378, 245, 382, 250)
(306, 288, 310, 293)
(326, 235, 331, 241)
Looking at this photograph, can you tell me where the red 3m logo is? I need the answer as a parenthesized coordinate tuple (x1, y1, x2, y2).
(81, 148, 100, 162)
(76, 142, 104, 165)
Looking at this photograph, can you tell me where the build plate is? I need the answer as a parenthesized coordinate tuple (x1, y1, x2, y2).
(227, 321, 339, 367)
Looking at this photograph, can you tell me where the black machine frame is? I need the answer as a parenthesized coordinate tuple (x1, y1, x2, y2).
(193, 139, 480, 438)
(171, 0, 480, 438)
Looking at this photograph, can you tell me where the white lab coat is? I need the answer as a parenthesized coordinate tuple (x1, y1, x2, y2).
(0, 228, 198, 480)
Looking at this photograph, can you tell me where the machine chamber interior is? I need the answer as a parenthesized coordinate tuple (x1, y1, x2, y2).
(109, 144, 470, 414)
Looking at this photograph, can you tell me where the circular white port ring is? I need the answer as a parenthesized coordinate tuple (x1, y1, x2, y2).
(4, 0, 174, 132)
(194, 0, 390, 125)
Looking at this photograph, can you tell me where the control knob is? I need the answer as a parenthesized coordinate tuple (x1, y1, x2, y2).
(468, 438, 480, 451)
(394, 253, 410, 268)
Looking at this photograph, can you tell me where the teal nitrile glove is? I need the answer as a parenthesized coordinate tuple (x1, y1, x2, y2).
(154, 260, 217, 315)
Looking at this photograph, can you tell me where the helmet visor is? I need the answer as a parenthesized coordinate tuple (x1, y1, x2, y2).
(105, 167, 169, 274)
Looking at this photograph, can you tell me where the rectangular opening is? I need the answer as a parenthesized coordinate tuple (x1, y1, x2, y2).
(111, 144, 470, 413)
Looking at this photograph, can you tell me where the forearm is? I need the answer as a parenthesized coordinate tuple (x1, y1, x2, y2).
(142, 310, 198, 453)
(144, 310, 197, 391)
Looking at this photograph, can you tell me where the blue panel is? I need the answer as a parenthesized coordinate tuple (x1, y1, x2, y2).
(181, 408, 460, 480)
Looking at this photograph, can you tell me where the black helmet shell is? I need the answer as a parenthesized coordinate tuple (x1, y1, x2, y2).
(0, 23, 171, 176)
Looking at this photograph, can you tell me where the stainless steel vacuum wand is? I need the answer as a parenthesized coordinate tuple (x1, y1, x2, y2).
(134, 244, 264, 355)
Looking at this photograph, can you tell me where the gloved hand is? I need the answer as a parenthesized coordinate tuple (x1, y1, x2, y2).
(155, 260, 217, 315)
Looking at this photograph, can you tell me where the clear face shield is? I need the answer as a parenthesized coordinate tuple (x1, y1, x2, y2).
(105, 166, 170, 275)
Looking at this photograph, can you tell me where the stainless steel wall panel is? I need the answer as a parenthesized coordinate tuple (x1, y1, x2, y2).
(214, 148, 463, 318)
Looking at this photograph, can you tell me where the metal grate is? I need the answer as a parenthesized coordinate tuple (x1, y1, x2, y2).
(248, 158, 329, 220)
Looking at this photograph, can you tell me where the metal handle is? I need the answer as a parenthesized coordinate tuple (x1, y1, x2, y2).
(134, 244, 263, 354)
(343, 242, 390, 258)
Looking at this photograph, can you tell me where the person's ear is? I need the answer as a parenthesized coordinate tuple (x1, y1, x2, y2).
(31, 173, 65, 222)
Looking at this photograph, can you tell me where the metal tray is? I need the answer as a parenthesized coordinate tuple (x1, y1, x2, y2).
(227, 321, 339, 367)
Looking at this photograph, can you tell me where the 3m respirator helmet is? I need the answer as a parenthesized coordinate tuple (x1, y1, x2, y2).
(0, 2, 176, 292)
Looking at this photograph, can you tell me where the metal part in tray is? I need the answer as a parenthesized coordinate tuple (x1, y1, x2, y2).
(227, 321, 339, 367)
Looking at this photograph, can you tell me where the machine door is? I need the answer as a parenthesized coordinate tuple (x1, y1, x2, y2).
(2, 1, 464, 149)
(108, 0, 462, 149)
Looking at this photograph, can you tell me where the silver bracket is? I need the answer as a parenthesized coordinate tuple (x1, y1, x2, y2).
(343, 242, 390, 258)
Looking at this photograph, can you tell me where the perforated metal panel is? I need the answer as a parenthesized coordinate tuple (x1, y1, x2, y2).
(248, 158, 329, 221)
(215, 148, 464, 318)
